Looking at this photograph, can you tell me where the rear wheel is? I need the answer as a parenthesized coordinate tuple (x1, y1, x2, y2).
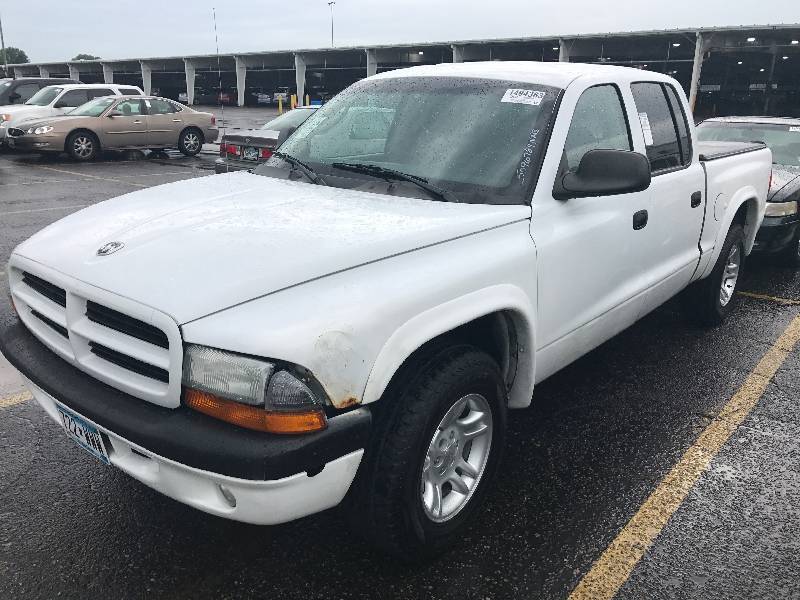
(350, 345, 507, 559)
(178, 128, 203, 156)
(66, 131, 99, 161)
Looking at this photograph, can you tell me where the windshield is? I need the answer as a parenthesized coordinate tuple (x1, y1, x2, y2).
(261, 108, 316, 131)
(26, 87, 63, 106)
(266, 77, 561, 204)
(697, 121, 800, 167)
(70, 97, 116, 117)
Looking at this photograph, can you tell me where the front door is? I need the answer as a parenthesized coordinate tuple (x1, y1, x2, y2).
(99, 99, 149, 148)
(532, 83, 652, 382)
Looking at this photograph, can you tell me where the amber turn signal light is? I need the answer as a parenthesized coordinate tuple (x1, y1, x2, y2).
(184, 388, 327, 434)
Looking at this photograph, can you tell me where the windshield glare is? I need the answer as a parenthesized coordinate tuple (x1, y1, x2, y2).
(270, 77, 560, 204)
(26, 87, 63, 106)
(70, 97, 116, 117)
(697, 122, 800, 167)
(261, 108, 315, 131)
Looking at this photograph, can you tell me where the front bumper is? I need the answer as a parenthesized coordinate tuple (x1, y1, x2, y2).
(6, 134, 62, 152)
(753, 214, 800, 254)
(0, 315, 371, 524)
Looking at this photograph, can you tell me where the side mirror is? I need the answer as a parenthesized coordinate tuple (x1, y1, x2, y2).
(107, 111, 122, 118)
(554, 149, 651, 200)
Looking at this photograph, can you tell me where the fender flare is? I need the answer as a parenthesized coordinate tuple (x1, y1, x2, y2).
(700, 186, 762, 279)
(361, 284, 537, 408)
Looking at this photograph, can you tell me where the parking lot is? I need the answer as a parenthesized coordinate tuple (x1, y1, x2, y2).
(1, 138, 799, 600)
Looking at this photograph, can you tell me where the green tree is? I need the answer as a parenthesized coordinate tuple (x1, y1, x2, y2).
(0, 46, 29, 64)
(72, 53, 100, 61)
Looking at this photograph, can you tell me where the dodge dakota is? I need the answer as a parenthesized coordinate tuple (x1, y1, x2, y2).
(1, 62, 772, 558)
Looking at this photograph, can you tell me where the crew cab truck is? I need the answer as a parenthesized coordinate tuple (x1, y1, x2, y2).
(0, 63, 771, 558)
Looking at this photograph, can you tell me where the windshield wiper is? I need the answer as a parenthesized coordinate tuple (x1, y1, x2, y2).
(273, 151, 327, 186)
(331, 162, 462, 203)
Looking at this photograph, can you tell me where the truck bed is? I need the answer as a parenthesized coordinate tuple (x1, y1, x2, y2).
(697, 140, 767, 162)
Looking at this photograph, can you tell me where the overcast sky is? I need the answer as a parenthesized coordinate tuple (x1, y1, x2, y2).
(2, 0, 799, 62)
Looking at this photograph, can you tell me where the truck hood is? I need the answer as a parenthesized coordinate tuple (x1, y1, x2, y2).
(14, 172, 530, 323)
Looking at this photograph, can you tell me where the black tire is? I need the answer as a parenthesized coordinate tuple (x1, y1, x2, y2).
(683, 223, 745, 326)
(66, 131, 99, 161)
(350, 344, 507, 559)
(178, 128, 203, 156)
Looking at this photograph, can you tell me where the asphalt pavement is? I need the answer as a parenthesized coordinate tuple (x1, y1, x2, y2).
(0, 146, 798, 600)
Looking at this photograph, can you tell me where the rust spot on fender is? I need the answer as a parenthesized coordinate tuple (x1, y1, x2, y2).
(334, 396, 360, 409)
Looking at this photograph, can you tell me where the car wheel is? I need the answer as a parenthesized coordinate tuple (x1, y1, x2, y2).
(683, 223, 745, 326)
(350, 344, 507, 559)
(178, 128, 203, 156)
(66, 131, 99, 161)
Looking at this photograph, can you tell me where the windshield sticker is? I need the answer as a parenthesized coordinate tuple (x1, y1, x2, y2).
(790, 126, 800, 133)
(639, 112, 654, 146)
(516, 127, 541, 185)
(502, 89, 546, 106)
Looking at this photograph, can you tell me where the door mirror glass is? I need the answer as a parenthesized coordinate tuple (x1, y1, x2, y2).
(556, 149, 651, 199)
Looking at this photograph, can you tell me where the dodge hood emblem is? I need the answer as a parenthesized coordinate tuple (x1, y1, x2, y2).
(96, 241, 125, 256)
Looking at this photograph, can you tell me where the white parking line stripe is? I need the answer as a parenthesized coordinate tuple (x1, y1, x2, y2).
(30, 164, 148, 188)
(0, 391, 31, 409)
(4, 204, 89, 216)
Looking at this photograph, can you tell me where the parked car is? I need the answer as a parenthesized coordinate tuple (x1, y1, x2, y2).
(0, 77, 81, 106)
(178, 91, 189, 104)
(215, 106, 318, 173)
(0, 83, 143, 145)
(6, 95, 216, 160)
(0, 63, 771, 558)
(697, 116, 800, 265)
(190, 88, 217, 105)
(218, 89, 237, 105)
(272, 86, 293, 105)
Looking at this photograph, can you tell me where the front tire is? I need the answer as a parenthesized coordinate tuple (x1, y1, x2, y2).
(684, 223, 745, 326)
(66, 131, 99, 161)
(178, 128, 203, 156)
(352, 345, 507, 559)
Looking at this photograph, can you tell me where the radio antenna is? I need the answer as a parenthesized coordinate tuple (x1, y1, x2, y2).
(212, 7, 227, 171)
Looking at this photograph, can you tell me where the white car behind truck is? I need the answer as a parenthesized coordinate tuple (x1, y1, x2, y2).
(1, 62, 771, 558)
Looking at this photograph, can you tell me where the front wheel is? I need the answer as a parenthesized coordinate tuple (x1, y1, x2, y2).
(684, 223, 745, 326)
(178, 128, 203, 156)
(351, 345, 507, 559)
(66, 131, 99, 161)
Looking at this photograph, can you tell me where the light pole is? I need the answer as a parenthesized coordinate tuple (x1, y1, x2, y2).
(0, 12, 7, 77)
(328, 1, 335, 48)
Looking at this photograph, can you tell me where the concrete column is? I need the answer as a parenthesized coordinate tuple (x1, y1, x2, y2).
(559, 39, 571, 63)
(688, 32, 708, 113)
(38, 66, 50, 78)
(183, 59, 196, 105)
(294, 53, 306, 104)
(140, 61, 152, 95)
(235, 56, 247, 107)
(101, 63, 114, 84)
(68, 64, 80, 81)
(365, 49, 378, 77)
(451, 45, 465, 63)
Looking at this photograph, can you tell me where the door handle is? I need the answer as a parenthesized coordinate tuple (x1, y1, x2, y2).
(691, 191, 702, 208)
(133, 120, 142, 124)
(172, 119, 182, 122)
(633, 209, 649, 230)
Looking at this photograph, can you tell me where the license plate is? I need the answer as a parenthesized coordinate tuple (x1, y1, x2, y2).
(57, 405, 110, 464)
(242, 146, 259, 161)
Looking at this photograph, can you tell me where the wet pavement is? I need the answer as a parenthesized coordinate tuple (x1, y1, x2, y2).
(0, 148, 798, 599)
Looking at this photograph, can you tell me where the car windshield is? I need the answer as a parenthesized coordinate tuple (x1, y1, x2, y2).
(70, 97, 116, 117)
(262, 77, 560, 205)
(697, 121, 800, 167)
(261, 108, 316, 131)
(26, 87, 63, 106)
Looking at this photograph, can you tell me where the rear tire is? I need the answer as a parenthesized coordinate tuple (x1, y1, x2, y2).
(178, 128, 203, 156)
(683, 224, 745, 326)
(66, 131, 99, 161)
(350, 345, 507, 559)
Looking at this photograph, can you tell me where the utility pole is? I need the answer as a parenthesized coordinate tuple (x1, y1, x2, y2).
(328, 1, 335, 48)
(0, 12, 8, 77)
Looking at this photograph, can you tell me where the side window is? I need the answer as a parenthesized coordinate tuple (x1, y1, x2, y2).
(12, 83, 39, 102)
(630, 83, 683, 172)
(55, 89, 89, 108)
(148, 99, 177, 115)
(664, 84, 692, 166)
(114, 99, 144, 116)
(563, 85, 631, 172)
(118, 87, 142, 95)
(87, 88, 114, 100)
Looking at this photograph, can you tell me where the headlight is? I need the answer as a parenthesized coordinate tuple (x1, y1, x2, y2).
(29, 126, 54, 135)
(765, 201, 798, 217)
(182, 344, 327, 434)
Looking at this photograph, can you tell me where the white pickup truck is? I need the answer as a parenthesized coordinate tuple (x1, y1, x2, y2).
(1, 62, 771, 558)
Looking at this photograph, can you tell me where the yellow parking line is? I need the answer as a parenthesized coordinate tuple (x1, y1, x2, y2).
(569, 313, 800, 600)
(738, 291, 800, 306)
(31, 164, 148, 188)
(4, 204, 89, 216)
(0, 391, 32, 409)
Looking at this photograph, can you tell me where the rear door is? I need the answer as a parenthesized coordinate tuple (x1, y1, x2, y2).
(99, 99, 149, 147)
(145, 98, 183, 146)
(629, 82, 706, 312)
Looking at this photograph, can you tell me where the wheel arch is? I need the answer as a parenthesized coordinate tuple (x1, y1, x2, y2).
(362, 284, 536, 409)
(700, 191, 761, 280)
